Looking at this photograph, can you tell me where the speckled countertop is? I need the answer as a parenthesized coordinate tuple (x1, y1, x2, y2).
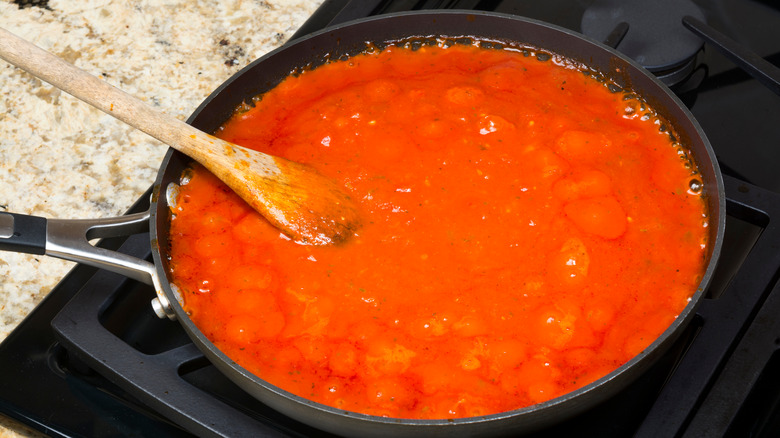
(0, 0, 322, 435)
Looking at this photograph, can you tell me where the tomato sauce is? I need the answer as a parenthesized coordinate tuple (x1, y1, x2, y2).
(167, 40, 709, 419)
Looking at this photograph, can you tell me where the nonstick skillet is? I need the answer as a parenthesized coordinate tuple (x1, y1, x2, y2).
(0, 11, 724, 437)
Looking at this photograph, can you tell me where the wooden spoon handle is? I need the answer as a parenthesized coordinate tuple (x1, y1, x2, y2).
(0, 27, 268, 170)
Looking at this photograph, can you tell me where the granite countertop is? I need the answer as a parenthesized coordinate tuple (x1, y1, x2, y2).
(0, 0, 322, 435)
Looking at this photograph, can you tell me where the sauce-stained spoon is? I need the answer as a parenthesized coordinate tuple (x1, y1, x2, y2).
(0, 27, 359, 245)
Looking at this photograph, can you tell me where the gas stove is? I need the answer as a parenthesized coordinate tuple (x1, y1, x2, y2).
(2, 1, 780, 436)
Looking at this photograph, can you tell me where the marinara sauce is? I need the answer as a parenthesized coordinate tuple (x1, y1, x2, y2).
(168, 40, 709, 419)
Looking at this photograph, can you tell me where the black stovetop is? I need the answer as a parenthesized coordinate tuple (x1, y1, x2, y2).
(2, 1, 780, 437)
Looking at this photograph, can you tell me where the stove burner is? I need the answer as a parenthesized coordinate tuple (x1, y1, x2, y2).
(580, 0, 706, 85)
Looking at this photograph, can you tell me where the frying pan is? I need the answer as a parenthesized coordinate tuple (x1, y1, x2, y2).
(0, 10, 724, 437)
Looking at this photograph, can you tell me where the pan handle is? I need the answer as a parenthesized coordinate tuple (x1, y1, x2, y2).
(0, 208, 177, 320)
(0, 210, 155, 284)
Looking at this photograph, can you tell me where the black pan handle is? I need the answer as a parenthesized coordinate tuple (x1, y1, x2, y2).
(0, 207, 177, 319)
(0, 209, 156, 285)
(0, 211, 47, 255)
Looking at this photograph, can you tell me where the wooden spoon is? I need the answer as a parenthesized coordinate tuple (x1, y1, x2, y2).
(0, 27, 359, 245)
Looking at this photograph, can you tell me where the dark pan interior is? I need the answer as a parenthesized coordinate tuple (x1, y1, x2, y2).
(149, 10, 724, 438)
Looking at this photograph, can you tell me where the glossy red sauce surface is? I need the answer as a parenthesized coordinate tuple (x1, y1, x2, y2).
(168, 41, 709, 419)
